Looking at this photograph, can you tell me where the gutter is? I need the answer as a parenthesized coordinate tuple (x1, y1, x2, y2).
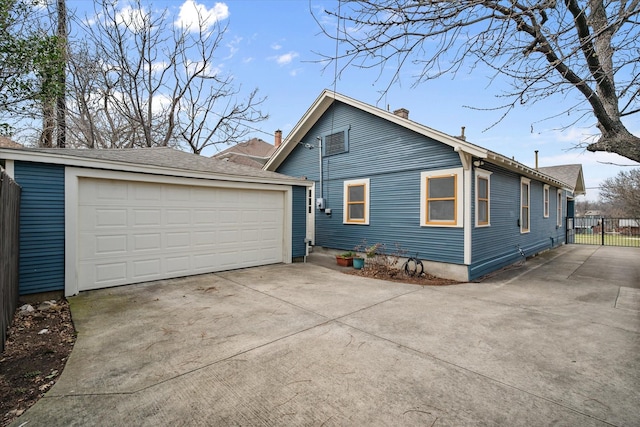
(0, 148, 311, 188)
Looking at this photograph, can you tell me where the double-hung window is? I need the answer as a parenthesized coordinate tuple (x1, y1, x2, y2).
(475, 169, 491, 227)
(557, 190, 563, 227)
(543, 185, 550, 218)
(520, 178, 531, 233)
(343, 178, 369, 224)
(420, 168, 463, 227)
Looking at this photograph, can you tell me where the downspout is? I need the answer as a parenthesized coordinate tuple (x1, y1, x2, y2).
(317, 136, 323, 208)
(455, 146, 473, 271)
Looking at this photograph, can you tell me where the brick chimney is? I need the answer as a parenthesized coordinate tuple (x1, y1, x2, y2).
(275, 129, 282, 148)
(393, 108, 409, 119)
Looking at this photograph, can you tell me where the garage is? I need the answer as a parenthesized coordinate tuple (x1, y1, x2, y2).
(77, 178, 285, 291)
(1, 147, 309, 296)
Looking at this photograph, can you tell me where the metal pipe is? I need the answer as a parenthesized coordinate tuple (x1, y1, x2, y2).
(317, 136, 323, 207)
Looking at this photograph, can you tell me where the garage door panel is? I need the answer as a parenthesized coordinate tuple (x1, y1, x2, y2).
(132, 259, 162, 278)
(193, 231, 216, 246)
(77, 178, 285, 291)
(193, 209, 218, 225)
(95, 234, 128, 255)
(166, 209, 191, 225)
(166, 256, 190, 274)
(94, 262, 127, 284)
(133, 183, 162, 201)
(79, 179, 128, 201)
(166, 232, 190, 249)
(133, 209, 162, 227)
(132, 233, 162, 251)
(78, 207, 127, 230)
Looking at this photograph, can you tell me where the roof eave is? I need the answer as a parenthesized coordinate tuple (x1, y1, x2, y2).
(264, 89, 488, 171)
(0, 148, 309, 187)
(486, 152, 574, 191)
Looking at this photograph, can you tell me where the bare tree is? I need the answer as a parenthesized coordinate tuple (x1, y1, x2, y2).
(317, 1, 640, 162)
(600, 169, 640, 217)
(66, 0, 267, 152)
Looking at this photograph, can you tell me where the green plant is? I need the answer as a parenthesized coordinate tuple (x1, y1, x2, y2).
(365, 243, 381, 258)
(338, 251, 355, 258)
(23, 370, 41, 378)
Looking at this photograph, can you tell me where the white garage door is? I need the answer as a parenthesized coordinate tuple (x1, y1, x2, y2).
(77, 178, 284, 291)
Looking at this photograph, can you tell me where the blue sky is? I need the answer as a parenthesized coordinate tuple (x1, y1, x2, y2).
(69, 0, 639, 201)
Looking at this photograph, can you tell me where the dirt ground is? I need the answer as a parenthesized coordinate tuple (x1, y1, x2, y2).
(350, 264, 460, 286)
(0, 299, 75, 427)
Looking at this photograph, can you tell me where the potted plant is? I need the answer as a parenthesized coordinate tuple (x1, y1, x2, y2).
(353, 256, 365, 269)
(336, 251, 355, 267)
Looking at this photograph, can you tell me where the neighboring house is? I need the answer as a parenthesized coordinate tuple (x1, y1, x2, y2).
(0, 136, 23, 148)
(618, 219, 640, 235)
(213, 133, 281, 168)
(265, 90, 585, 281)
(0, 147, 309, 296)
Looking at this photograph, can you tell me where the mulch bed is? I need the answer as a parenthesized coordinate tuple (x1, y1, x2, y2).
(0, 299, 76, 427)
(348, 264, 460, 286)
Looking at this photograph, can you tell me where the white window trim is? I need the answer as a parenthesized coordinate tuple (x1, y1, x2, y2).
(343, 178, 370, 225)
(520, 177, 531, 234)
(420, 168, 464, 228)
(543, 184, 550, 218)
(557, 190, 563, 227)
(475, 169, 492, 227)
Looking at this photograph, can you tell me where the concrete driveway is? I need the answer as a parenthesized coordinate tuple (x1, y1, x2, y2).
(12, 245, 640, 426)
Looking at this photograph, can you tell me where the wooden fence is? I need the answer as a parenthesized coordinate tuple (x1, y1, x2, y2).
(1, 168, 21, 352)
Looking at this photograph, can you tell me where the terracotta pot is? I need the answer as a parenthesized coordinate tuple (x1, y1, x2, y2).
(336, 256, 353, 267)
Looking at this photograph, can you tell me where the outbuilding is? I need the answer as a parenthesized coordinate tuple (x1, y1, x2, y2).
(0, 147, 309, 296)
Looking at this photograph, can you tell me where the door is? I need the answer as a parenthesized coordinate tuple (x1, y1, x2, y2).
(306, 182, 315, 245)
(76, 178, 284, 291)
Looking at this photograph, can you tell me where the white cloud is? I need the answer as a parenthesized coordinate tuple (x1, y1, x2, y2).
(175, 1, 229, 32)
(271, 43, 282, 51)
(115, 5, 149, 32)
(275, 51, 299, 66)
(151, 61, 168, 74)
(225, 36, 242, 60)
(289, 68, 303, 77)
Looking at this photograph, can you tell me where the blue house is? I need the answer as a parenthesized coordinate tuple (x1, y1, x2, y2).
(265, 90, 585, 281)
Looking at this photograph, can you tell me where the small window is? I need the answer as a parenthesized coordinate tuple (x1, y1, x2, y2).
(343, 178, 369, 225)
(520, 178, 530, 233)
(420, 168, 463, 227)
(323, 126, 349, 156)
(557, 190, 563, 227)
(543, 185, 550, 218)
(475, 169, 492, 227)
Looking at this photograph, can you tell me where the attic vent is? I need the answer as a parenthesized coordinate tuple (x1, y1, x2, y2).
(323, 128, 349, 156)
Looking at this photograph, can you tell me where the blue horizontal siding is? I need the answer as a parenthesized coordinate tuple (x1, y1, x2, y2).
(291, 185, 307, 258)
(14, 161, 65, 295)
(469, 164, 566, 280)
(278, 100, 464, 265)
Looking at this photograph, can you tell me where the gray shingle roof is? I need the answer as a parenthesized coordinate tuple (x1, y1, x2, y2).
(0, 137, 22, 148)
(537, 164, 585, 194)
(2, 147, 302, 182)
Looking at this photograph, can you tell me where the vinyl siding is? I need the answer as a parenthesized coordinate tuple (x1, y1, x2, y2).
(291, 185, 307, 258)
(278, 100, 464, 264)
(469, 163, 566, 279)
(14, 161, 65, 294)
